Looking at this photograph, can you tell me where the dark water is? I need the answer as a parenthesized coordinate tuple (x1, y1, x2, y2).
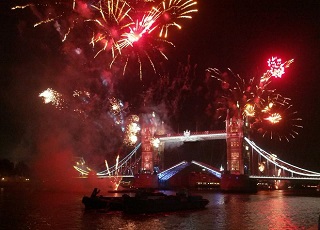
(0, 185, 319, 230)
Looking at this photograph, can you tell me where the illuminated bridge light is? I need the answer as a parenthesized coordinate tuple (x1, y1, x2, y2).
(249, 176, 320, 181)
(157, 130, 226, 142)
(158, 161, 190, 181)
(244, 137, 320, 178)
(191, 161, 222, 179)
(157, 160, 222, 182)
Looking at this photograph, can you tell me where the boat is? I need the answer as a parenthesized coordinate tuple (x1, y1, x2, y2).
(82, 195, 124, 210)
(82, 188, 209, 214)
(82, 188, 124, 211)
(122, 190, 209, 214)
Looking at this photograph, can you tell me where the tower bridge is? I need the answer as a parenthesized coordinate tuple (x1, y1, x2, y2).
(74, 115, 320, 191)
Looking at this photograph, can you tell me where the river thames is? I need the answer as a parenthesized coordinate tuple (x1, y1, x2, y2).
(0, 184, 319, 230)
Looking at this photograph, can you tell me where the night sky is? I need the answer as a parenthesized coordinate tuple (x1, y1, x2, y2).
(1, 0, 320, 173)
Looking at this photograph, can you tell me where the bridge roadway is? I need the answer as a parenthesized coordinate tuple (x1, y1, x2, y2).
(249, 176, 320, 181)
(92, 175, 320, 181)
(156, 130, 226, 142)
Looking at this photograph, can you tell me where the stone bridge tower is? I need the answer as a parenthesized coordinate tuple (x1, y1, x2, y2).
(140, 124, 154, 172)
(225, 111, 244, 174)
(133, 124, 158, 188)
(222, 111, 257, 192)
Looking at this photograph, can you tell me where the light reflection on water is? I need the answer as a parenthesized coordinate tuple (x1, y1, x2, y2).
(0, 186, 319, 230)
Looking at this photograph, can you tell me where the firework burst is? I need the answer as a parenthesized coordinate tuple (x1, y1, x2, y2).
(255, 103, 303, 141)
(39, 86, 142, 153)
(39, 88, 66, 109)
(261, 57, 294, 82)
(14, 0, 197, 78)
(39, 87, 129, 130)
(124, 115, 141, 146)
(108, 97, 126, 126)
(206, 57, 302, 141)
(267, 56, 294, 78)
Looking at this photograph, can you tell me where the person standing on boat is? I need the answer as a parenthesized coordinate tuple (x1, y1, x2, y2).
(90, 188, 100, 198)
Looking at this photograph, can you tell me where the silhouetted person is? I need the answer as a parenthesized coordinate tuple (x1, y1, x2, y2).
(90, 188, 100, 198)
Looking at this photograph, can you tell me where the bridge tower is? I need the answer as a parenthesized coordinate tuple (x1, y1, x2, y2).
(133, 124, 158, 188)
(221, 110, 257, 192)
(225, 112, 244, 174)
(140, 125, 154, 172)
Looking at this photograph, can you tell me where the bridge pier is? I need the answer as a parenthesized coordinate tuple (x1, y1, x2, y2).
(221, 174, 257, 193)
(133, 173, 158, 189)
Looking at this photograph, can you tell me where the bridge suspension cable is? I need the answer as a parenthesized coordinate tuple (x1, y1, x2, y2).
(244, 137, 320, 177)
(96, 143, 141, 176)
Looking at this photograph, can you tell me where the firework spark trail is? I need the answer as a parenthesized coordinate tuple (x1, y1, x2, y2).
(13, 0, 198, 78)
(115, 154, 119, 173)
(11, 4, 33, 10)
(104, 156, 121, 190)
(206, 57, 302, 141)
(159, 0, 198, 37)
(104, 159, 111, 176)
(118, 8, 161, 50)
(98, 0, 191, 77)
(114, 155, 122, 190)
(13, 1, 85, 40)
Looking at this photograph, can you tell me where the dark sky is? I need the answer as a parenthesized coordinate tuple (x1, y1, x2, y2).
(1, 0, 320, 172)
